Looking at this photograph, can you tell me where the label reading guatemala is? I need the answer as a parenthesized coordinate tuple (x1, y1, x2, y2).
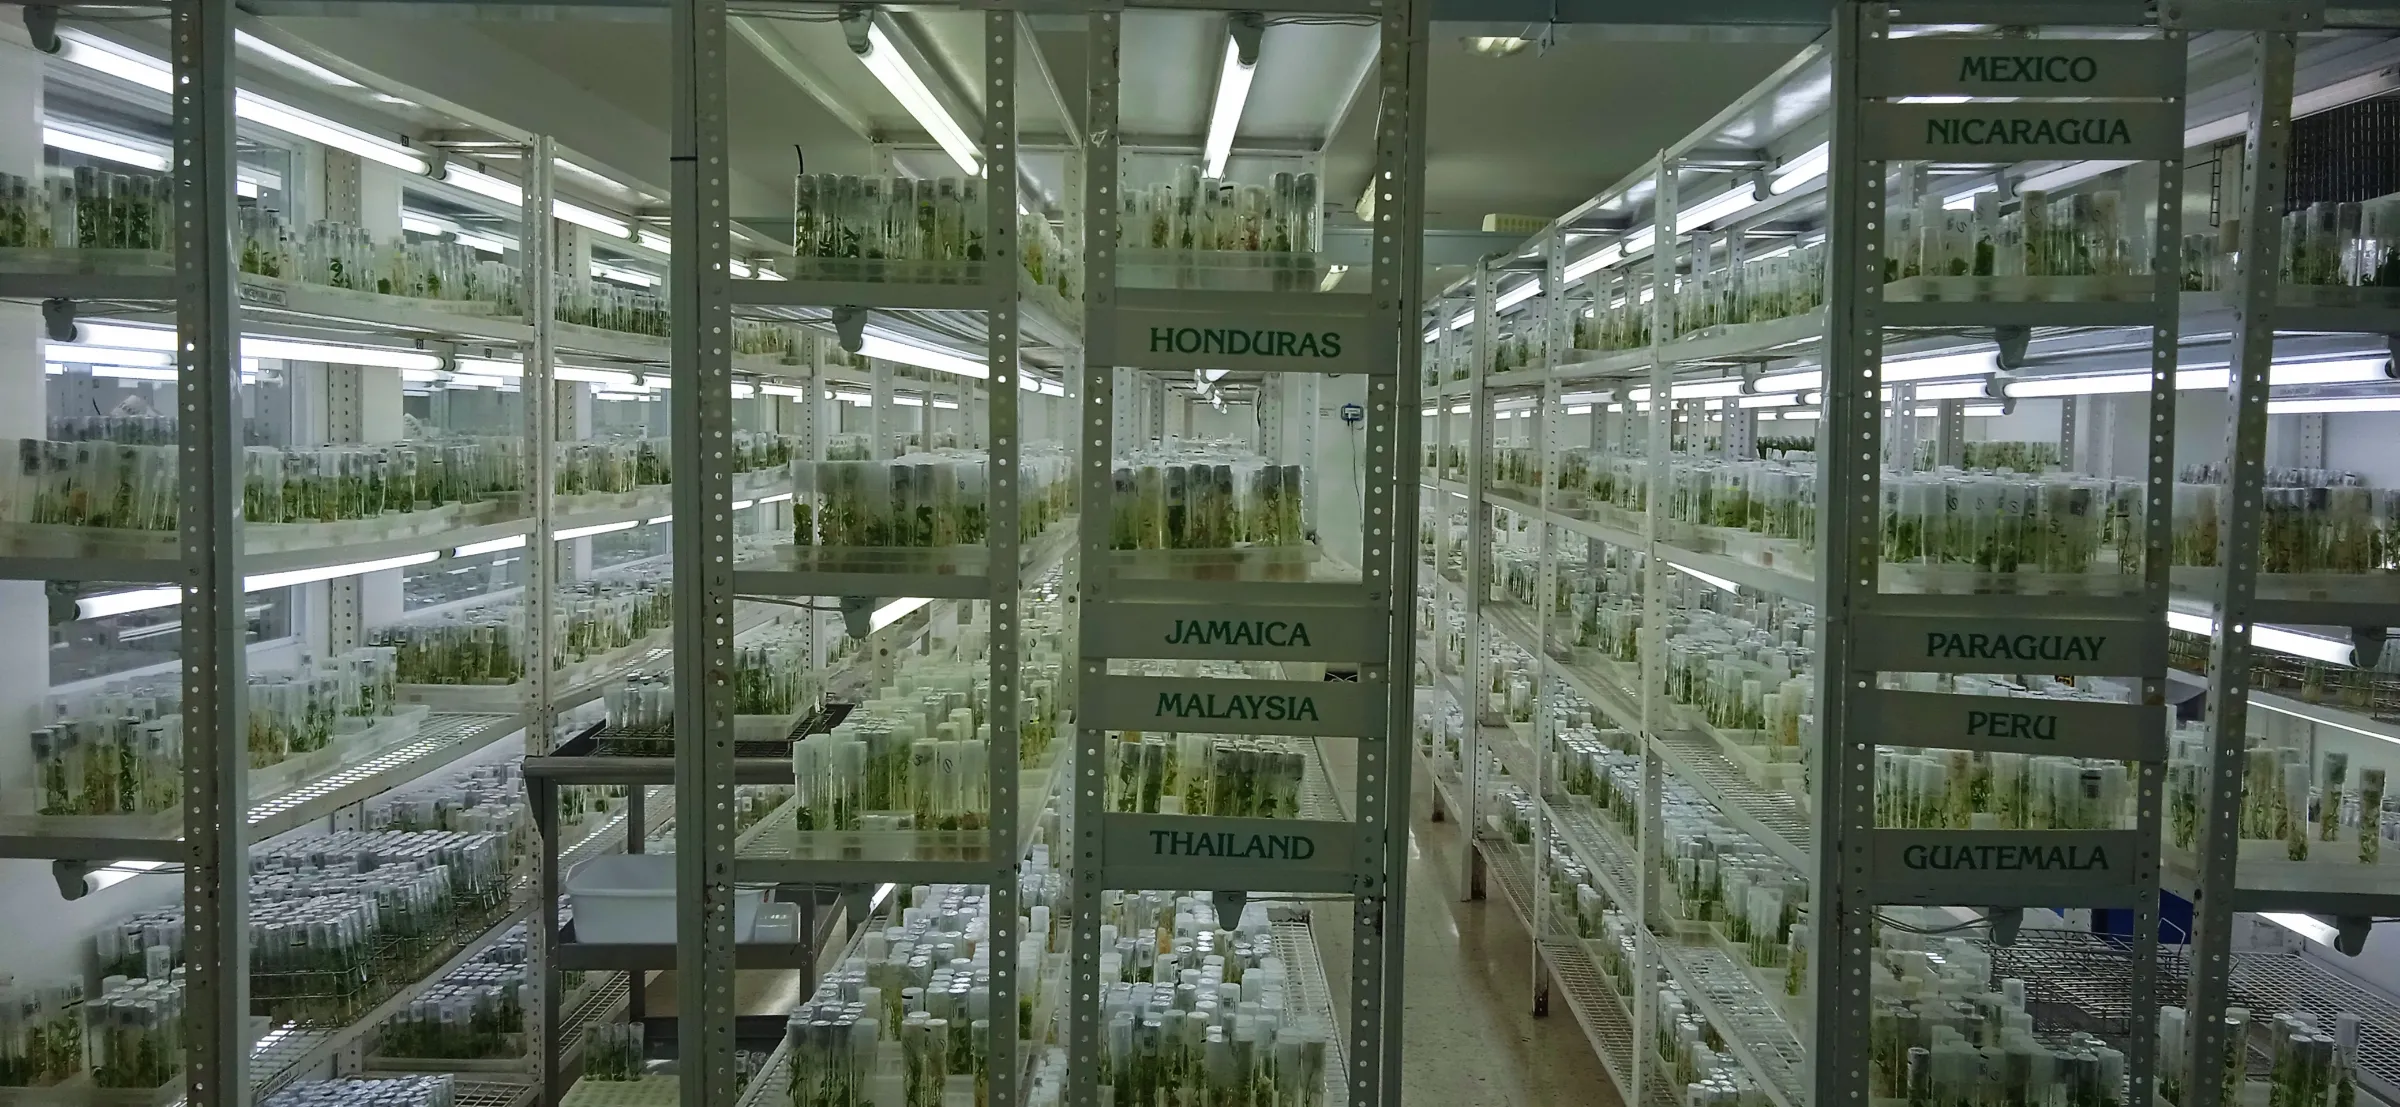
(1900, 841, 2108, 873)
(1869, 831, 2141, 906)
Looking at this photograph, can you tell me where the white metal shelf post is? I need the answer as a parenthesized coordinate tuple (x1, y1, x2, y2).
(1462, 263, 1494, 901)
(1632, 156, 1679, 1107)
(2183, 18, 2306, 1107)
(524, 133, 566, 1106)
(670, 3, 740, 1107)
(1817, 7, 2188, 1107)
(1069, 3, 1427, 1104)
(175, 0, 249, 1100)
(1529, 232, 1565, 1016)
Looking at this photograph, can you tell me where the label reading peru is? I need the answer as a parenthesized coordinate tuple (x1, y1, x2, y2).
(1089, 676, 1378, 739)
(1861, 38, 2184, 99)
(1869, 830, 2144, 907)
(1868, 689, 2164, 761)
(1851, 613, 2154, 677)
(1115, 306, 1375, 375)
(1102, 814, 1356, 892)
(1086, 603, 1385, 661)
(1862, 100, 2184, 163)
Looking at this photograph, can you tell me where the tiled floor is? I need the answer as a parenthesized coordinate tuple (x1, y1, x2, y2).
(1316, 759, 1623, 1107)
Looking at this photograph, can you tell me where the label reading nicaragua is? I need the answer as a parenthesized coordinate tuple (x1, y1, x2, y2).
(1149, 326, 1342, 359)
(1165, 618, 1312, 649)
(1147, 829, 1316, 860)
(1958, 54, 2101, 84)
(1966, 710, 2058, 742)
(1901, 842, 2110, 872)
(1924, 115, 2132, 148)
(1924, 631, 2106, 663)
(1154, 691, 1320, 723)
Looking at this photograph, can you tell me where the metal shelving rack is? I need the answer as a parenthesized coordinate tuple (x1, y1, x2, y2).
(1066, 2, 1428, 1106)
(1418, 5, 2400, 1107)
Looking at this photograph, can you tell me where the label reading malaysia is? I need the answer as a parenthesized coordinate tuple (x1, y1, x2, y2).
(1115, 306, 1375, 375)
(1860, 100, 2184, 163)
(1868, 689, 2164, 761)
(1869, 831, 2144, 907)
(1087, 676, 1378, 739)
(1849, 612, 2156, 677)
(1859, 38, 2184, 99)
(1084, 603, 1385, 661)
(1102, 814, 1356, 893)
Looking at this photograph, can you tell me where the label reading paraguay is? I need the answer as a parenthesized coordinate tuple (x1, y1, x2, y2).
(1147, 828, 1317, 860)
(1149, 326, 1342, 360)
(1153, 690, 1321, 723)
(1901, 841, 2109, 872)
(1924, 631, 2107, 664)
(1165, 618, 1312, 649)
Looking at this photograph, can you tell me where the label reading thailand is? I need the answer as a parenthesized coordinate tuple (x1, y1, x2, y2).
(1102, 814, 1358, 892)
(1084, 603, 1384, 662)
(1086, 675, 1379, 738)
(1859, 38, 2184, 99)
(1868, 830, 2144, 906)
(1145, 827, 1318, 860)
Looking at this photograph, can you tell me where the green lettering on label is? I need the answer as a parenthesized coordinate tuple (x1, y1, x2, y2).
(1958, 54, 2100, 85)
(1140, 326, 1345, 361)
(1901, 843, 2111, 872)
(1164, 619, 1313, 649)
(1153, 691, 1323, 724)
(1148, 829, 1318, 861)
(1924, 115, 2134, 149)
(1922, 630, 2107, 663)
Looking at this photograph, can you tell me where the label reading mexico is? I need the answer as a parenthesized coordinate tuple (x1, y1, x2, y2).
(1859, 38, 2185, 99)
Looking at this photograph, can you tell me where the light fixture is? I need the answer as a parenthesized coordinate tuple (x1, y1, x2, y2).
(1770, 142, 1830, 196)
(1632, 379, 1744, 402)
(1909, 380, 1992, 401)
(48, 343, 172, 367)
(871, 596, 933, 632)
(1466, 36, 1534, 56)
(592, 262, 658, 288)
(1203, 35, 1256, 178)
(2260, 912, 2342, 948)
(44, 125, 164, 171)
(2166, 608, 2354, 666)
(2006, 356, 2394, 399)
(1319, 264, 1349, 292)
(453, 535, 529, 558)
(2268, 396, 2400, 414)
(234, 31, 361, 87)
(856, 24, 980, 177)
(444, 165, 632, 238)
(1887, 350, 1999, 382)
(556, 520, 640, 542)
(1493, 280, 1543, 314)
(1565, 404, 1593, 415)
(1668, 561, 1739, 593)
(759, 383, 808, 398)
(1677, 186, 1764, 233)
(246, 551, 441, 592)
(1909, 404, 2006, 417)
(243, 337, 442, 371)
(76, 587, 180, 620)
(1737, 393, 1800, 409)
(860, 332, 990, 380)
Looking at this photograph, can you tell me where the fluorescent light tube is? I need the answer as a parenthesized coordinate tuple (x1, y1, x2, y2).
(859, 333, 989, 380)
(1677, 186, 1763, 233)
(454, 535, 529, 557)
(1565, 404, 1593, 415)
(859, 24, 979, 177)
(2269, 396, 2400, 414)
(445, 166, 630, 238)
(2167, 608, 2354, 666)
(76, 587, 180, 620)
(871, 596, 933, 632)
(1493, 280, 1543, 314)
(1910, 380, 1991, 401)
(935, 399, 960, 409)
(44, 126, 165, 171)
(1203, 36, 1256, 178)
(1668, 562, 1740, 593)
(2260, 912, 2341, 947)
(759, 492, 794, 504)
(556, 520, 640, 541)
(235, 31, 361, 87)
(243, 337, 441, 371)
(557, 201, 632, 239)
(732, 499, 756, 511)
(1770, 142, 1830, 195)
(1887, 350, 1998, 382)
(49, 343, 172, 367)
(1737, 393, 1799, 409)
(2005, 371, 2151, 398)
(592, 262, 657, 288)
(246, 551, 440, 592)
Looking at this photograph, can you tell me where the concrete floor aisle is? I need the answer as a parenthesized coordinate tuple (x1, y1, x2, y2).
(1318, 768, 1622, 1107)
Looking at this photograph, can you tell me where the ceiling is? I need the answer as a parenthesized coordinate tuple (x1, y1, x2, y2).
(262, 10, 1807, 245)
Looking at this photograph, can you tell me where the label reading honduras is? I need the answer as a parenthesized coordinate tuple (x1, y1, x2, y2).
(1114, 302, 1376, 375)
(1084, 603, 1383, 661)
(1860, 38, 2186, 99)
(1869, 689, 2163, 761)
(1088, 675, 1378, 738)
(1102, 814, 1356, 892)
(1869, 831, 2143, 907)
(1850, 612, 2150, 676)
(1863, 100, 2183, 163)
